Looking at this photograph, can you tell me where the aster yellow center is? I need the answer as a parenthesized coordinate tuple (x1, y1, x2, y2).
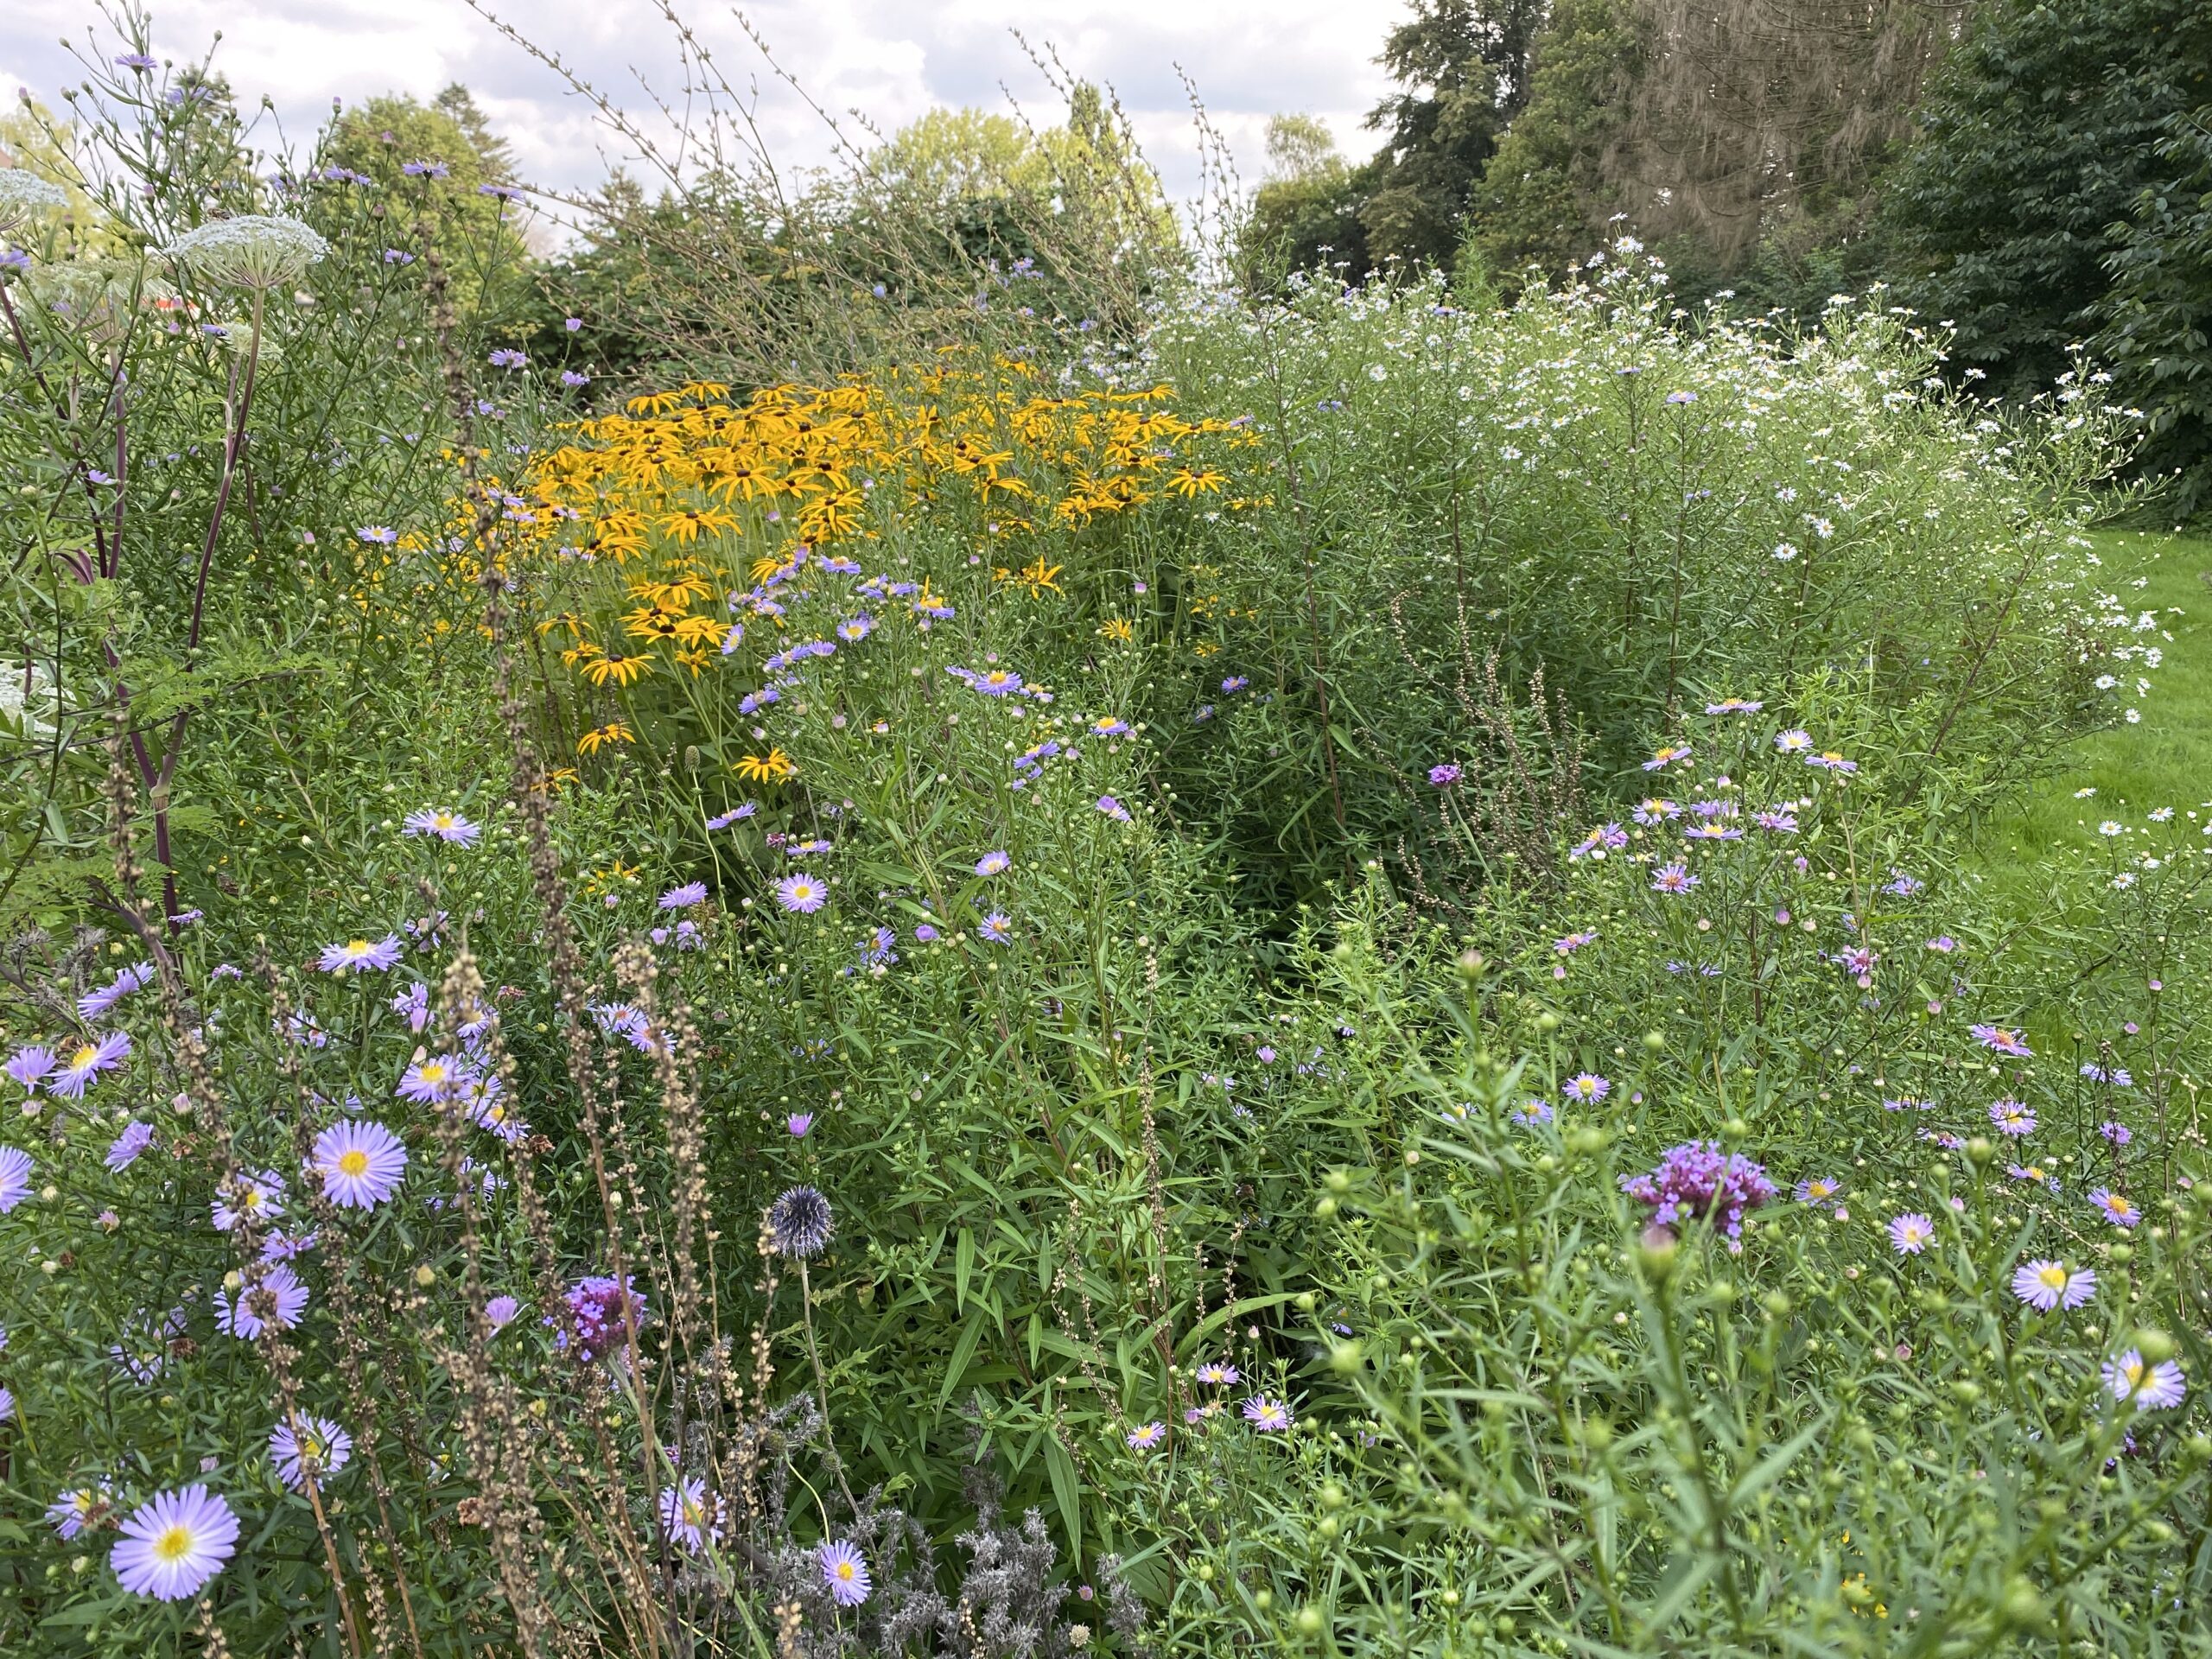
(154, 1523, 195, 1562)
(70, 1046, 98, 1070)
(836, 1562, 855, 1581)
(421, 1065, 447, 1084)
(338, 1149, 370, 1177)
(2037, 1267, 2066, 1290)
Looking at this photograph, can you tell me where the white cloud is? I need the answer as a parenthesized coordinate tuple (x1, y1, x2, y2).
(2, 0, 1397, 207)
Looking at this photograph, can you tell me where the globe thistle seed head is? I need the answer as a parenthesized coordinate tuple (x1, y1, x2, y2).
(0, 169, 69, 237)
(766, 1185, 834, 1258)
(162, 214, 329, 290)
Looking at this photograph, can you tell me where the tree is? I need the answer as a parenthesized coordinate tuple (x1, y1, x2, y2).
(1885, 0, 2209, 400)
(1461, 0, 1642, 280)
(1238, 116, 1372, 288)
(1359, 0, 1548, 270)
(2098, 105, 2212, 518)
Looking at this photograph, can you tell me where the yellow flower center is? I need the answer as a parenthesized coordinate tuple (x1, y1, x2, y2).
(422, 1065, 447, 1084)
(836, 1562, 855, 1581)
(154, 1523, 195, 1562)
(2037, 1266, 2066, 1290)
(338, 1149, 371, 1177)
(70, 1046, 98, 1070)
(346, 940, 369, 954)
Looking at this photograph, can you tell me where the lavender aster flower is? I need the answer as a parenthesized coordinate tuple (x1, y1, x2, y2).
(311, 1120, 407, 1209)
(270, 1415, 352, 1491)
(51, 1032, 131, 1097)
(1242, 1395, 1292, 1432)
(216, 1265, 308, 1338)
(485, 1294, 520, 1330)
(0, 1145, 31, 1212)
(658, 1478, 721, 1550)
(319, 935, 403, 974)
(975, 850, 1012, 877)
(5, 1045, 54, 1093)
(775, 874, 828, 913)
(105, 1121, 155, 1173)
(2103, 1351, 2186, 1410)
(2012, 1261, 2095, 1312)
(659, 881, 709, 910)
(110, 1486, 239, 1599)
(1127, 1421, 1166, 1449)
(1886, 1212, 1936, 1255)
(2087, 1187, 2140, 1228)
(403, 807, 480, 846)
(820, 1539, 871, 1606)
(977, 912, 1013, 944)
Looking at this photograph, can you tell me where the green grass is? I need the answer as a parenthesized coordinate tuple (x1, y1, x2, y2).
(1970, 529, 2211, 876)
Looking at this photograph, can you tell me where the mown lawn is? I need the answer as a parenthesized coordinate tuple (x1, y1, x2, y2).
(1971, 528, 2210, 871)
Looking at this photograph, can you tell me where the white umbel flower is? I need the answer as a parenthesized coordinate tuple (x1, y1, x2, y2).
(161, 214, 328, 290)
(0, 168, 69, 237)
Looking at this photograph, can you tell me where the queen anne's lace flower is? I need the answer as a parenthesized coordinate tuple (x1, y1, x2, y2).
(162, 214, 330, 289)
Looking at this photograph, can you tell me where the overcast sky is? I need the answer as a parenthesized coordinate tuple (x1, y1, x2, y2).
(2, 1, 1401, 215)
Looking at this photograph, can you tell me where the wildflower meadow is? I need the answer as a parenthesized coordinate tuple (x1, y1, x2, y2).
(1, 7, 2209, 1656)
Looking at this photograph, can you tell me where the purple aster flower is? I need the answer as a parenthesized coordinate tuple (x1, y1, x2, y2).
(775, 873, 828, 913)
(311, 1121, 408, 1208)
(78, 963, 150, 1020)
(975, 850, 1012, 876)
(105, 1121, 155, 1173)
(977, 912, 1013, 944)
(5, 1045, 54, 1094)
(1794, 1176, 1843, 1206)
(1554, 930, 1597, 955)
(659, 1478, 721, 1551)
(270, 1415, 352, 1491)
(1221, 676, 1249, 694)
(397, 1053, 467, 1103)
(706, 804, 757, 830)
(1619, 1142, 1777, 1245)
(1987, 1099, 2034, 1136)
(914, 924, 940, 943)
(115, 54, 158, 70)
(1194, 1361, 1240, 1385)
(110, 1486, 239, 1600)
(1242, 1395, 1293, 1432)
(1774, 728, 1812, 753)
(1090, 716, 1131, 738)
(2082, 1062, 2133, 1087)
(391, 982, 430, 1033)
(1127, 1421, 1166, 1449)
(2012, 1261, 2094, 1312)
(659, 881, 709, 911)
(564, 316, 582, 331)
(2103, 1351, 2186, 1410)
(1754, 808, 1798, 832)
(1972, 1024, 2033, 1058)
(320, 935, 403, 974)
(1886, 1212, 1936, 1255)
(2087, 1187, 2140, 1228)
(0, 1145, 31, 1213)
(560, 370, 591, 388)
(821, 1539, 872, 1606)
(1427, 763, 1463, 786)
(356, 525, 397, 544)
(1926, 936, 1957, 953)
(485, 1294, 520, 1330)
(50, 1032, 131, 1097)
(212, 1169, 287, 1232)
(2100, 1120, 2133, 1146)
(1805, 750, 1859, 773)
(48, 1485, 111, 1541)
(787, 1113, 814, 1138)
(1510, 1098, 1554, 1128)
(217, 1264, 309, 1338)
(1641, 744, 1693, 772)
(1569, 823, 1629, 860)
(1651, 861, 1700, 893)
(1703, 697, 1762, 715)
(382, 248, 415, 264)
(1096, 795, 1132, 822)
(401, 160, 448, 178)
(403, 807, 480, 846)
(1563, 1072, 1611, 1104)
